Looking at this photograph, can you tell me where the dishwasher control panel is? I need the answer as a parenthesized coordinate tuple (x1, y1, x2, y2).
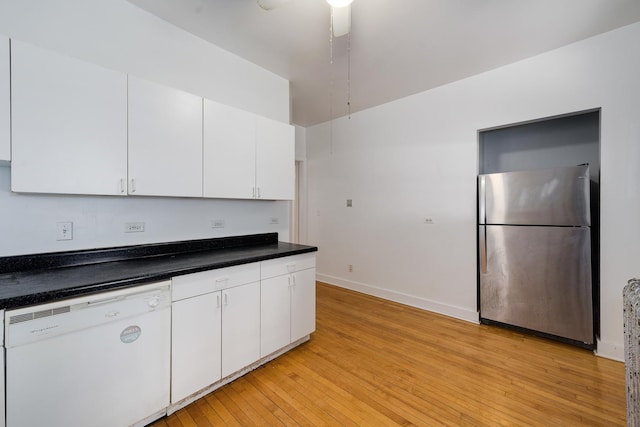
(5, 281, 170, 348)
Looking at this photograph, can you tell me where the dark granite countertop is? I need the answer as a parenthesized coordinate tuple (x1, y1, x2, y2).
(0, 233, 317, 309)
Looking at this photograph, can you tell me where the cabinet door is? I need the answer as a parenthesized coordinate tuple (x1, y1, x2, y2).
(128, 76, 202, 197)
(255, 116, 295, 200)
(291, 268, 316, 342)
(11, 40, 127, 195)
(171, 292, 222, 403)
(221, 281, 260, 378)
(203, 99, 256, 199)
(260, 275, 292, 357)
(0, 36, 9, 163)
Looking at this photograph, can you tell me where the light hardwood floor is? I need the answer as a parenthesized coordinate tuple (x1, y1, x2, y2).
(152, 282, 626, 426)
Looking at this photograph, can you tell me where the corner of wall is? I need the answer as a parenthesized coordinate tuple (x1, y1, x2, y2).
(595, 339, 624, 362)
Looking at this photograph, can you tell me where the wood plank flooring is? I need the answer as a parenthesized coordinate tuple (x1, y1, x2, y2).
(151, 282, 626, 426)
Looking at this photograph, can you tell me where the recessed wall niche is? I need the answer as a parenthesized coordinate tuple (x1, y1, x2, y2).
(477, 109, 601, 338)
(478, 110, 600, 182)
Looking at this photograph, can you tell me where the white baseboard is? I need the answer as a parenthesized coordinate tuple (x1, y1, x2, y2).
(316, 273, 479, 324)
(317, 274, 624, 362)
(595, 339, 624, 362)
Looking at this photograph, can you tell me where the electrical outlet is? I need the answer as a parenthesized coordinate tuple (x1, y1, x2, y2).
(424, 218, 434, 225)
(211, 219, 225, 229)
(125, 222, 145, 233)
(346, 199, 353, 207)
(56, 222, 73, 241)
(270, 217, 279, 225)
(348, 264, 353, 272)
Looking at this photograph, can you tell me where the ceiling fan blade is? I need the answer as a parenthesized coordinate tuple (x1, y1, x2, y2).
(257, 0, 293, 10)
(332, 5, 351, 37)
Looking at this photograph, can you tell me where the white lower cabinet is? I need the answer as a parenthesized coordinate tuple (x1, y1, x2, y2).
(261, 254, 316, 357)
(169, 254, 314, 407)
(171, 291, 221, 403)
(290, 267, 317, 342)
(221, 281, 261, 377)
(260, 274, 293, 356)
(170, 263, 261, 403)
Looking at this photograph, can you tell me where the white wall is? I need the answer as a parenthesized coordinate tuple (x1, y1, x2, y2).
(306, 22, 640, 361)
(0, 168, 290, 256)
(294, 125, 308, 244)
(0, 0, 293, 256)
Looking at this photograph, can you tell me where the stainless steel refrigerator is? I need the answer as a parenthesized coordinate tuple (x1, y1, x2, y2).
(478, 164, 594, 347)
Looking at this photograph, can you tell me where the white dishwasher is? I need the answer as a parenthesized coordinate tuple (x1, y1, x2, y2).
(4, 281, 171, 427)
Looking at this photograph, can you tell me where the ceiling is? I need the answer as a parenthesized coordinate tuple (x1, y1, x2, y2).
(128, 0, 640, 127)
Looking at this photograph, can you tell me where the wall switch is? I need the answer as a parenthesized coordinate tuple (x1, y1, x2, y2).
(125, 222, 145, 233)
(212, 219, 225, 229)
(270, 217, 279, 225)
(424, 218, 434, 225)
(56, 222, 73, 241)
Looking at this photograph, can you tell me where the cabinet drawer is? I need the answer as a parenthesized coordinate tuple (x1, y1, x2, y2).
(260, 253, 316, 280)
(172, 263, 260, 301)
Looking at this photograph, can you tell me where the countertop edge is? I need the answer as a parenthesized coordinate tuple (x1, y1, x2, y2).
(0, 239, 317, 310)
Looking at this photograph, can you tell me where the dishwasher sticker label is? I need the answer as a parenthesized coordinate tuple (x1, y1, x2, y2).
(120, 325, 141, 344)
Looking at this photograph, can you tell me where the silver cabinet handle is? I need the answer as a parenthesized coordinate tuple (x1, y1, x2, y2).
(130, 178, 136, 193)
(120, 178, 125, 194)
(257, 187, 261, 198)
(224, 292, 228, 306)
(216, 294, 221, 308)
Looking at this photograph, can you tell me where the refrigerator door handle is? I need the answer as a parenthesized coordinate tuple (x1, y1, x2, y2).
(478, 175, 486, 224)
(480, 226, 488, 274)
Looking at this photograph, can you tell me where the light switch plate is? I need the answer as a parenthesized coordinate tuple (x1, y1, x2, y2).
(56, 222, 73, 240)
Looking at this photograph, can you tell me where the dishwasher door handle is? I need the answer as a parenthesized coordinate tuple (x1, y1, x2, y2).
(87, 296, 124, 306)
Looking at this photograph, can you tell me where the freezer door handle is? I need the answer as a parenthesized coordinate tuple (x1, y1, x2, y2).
(478, 175, 486, 224)
(480, 226, 487, 274)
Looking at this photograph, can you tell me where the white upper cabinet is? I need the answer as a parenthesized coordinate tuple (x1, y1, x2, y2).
(10, 40, 127, 195)
(8, 40, 289, 199)
(128, 76, 203, 197)
(0, 36, 9, 163)
(204, 100, 295, 200)
(255, 116, 295, 200)
(203, 100, 256, 199)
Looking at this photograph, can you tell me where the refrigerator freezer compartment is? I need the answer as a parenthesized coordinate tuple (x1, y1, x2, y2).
(479, 164, 590, 226)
